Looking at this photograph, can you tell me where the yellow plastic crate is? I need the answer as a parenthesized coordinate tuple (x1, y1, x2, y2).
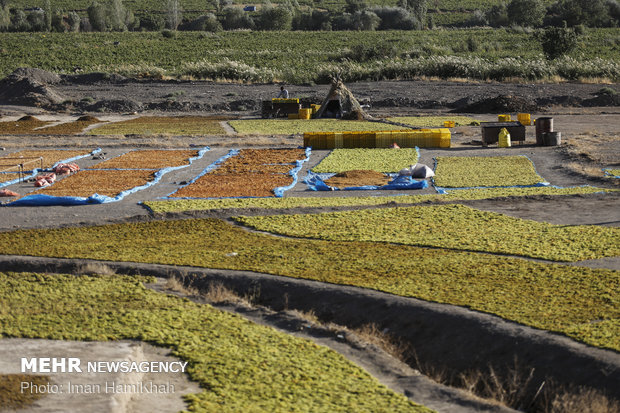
(298, 108, 312, 120)
(498, 114, 511, 122)
(517, 113, 531, 126)
(273, 98, 300, 104)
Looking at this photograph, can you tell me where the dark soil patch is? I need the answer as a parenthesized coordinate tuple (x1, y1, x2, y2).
(459, 95, 538, 114)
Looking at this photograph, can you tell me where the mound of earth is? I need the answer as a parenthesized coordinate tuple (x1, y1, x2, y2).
(325, 170, 390, 188)
(0, 68, 65, 108)
(82, 99, 143, 113)
(62, 72, 127, 84)
(8, 68, 61, 85)
(76, 115, 100, 122)
(459, 95, 538, 113)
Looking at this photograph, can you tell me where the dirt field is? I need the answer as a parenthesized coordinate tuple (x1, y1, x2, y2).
(0, 73, 618, 412)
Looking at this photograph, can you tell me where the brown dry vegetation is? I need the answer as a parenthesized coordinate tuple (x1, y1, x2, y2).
(325, 170, 391, 188)
(37, 169, 156, 197)
(172, 172, 293, 198)
(0, 374, 50, 409)
(36, 117, 103, 135)
(0, 149, 91, 170)
(0, 116, 52, 134)
(0, 172, 20, 182)
(90, 149, 199, 169)
(88, 116, 231, 136)
(170, 149, 306, 198)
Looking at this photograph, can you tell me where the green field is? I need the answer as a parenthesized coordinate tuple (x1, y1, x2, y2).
(143, 186, 615, 213)
(0, 272, 426, 412)
(0, 218, 617, 351)
(229, 119, 401, 134)
(234, 204, 620, 261)
(1, 29, 619, 82)
(311, 148, 419, 173)
(433, 156, 544, 188)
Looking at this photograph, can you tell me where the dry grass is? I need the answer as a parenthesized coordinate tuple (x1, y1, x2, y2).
(75, 262, 116, 276)
(165, 275, 200, 296)
(353, 323, 411, 362)
(550, 387, 620, 413)
(202, 282, 243, 304)
(563, 134, 619, 166)
(565, 161, 607, 178)
(289, 309, 320, 325)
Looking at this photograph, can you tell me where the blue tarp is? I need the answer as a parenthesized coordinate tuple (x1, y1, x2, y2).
(7, 147, 210, 206)
(603, 168, 620, 178)
(273, 147, 312, 197)
(304, 172, 428, 191)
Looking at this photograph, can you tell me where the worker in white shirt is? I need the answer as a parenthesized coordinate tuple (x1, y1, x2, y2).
(277, 86, 289, 98)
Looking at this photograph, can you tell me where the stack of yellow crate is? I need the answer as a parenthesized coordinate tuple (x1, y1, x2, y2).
(273, 98, 300, 104)
(303, 129, 451, 149)
(298, 108, 312, 120)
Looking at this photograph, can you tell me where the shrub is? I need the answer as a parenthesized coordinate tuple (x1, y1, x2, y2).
(10, 10, 30, 31)
(220, 6, 255, 30)
(181, 58, 278, 82)
(0, 3, 9, 31)
(67, 11, 81, 31)
(464, 10, 488, 27)
(537, 25, 579, 59)
(486, 3, 509, 27)
(87, 1, 107, 31)
(179, 14, 221, 31)
(546, 0, 612, 27)
(51, 12, 67, 32)
(344, 0, 369, 14)
(351, 10, 380, 30)
(139, 14, 164, 31)
(257, 5, 293, 30)
(161, 28, 176, 38)
(507, 0, 545, 27)
(26, 10, 46, 31)
(345, 42, 399, 62)
(373, 7, 419, 30)
(292, 10, 331, 31)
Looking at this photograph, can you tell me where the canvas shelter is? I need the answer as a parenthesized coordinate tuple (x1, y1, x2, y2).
(314, 80, 369, 120)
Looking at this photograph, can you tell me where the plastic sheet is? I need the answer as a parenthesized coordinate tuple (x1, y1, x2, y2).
(273, 147, 312, 197)
(304, 172, 428, 191)
(8, 147, 210, 206)
(603, 168, 620, 178)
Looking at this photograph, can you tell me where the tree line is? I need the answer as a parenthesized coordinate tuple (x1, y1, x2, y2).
(0, 0, 619, 33)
